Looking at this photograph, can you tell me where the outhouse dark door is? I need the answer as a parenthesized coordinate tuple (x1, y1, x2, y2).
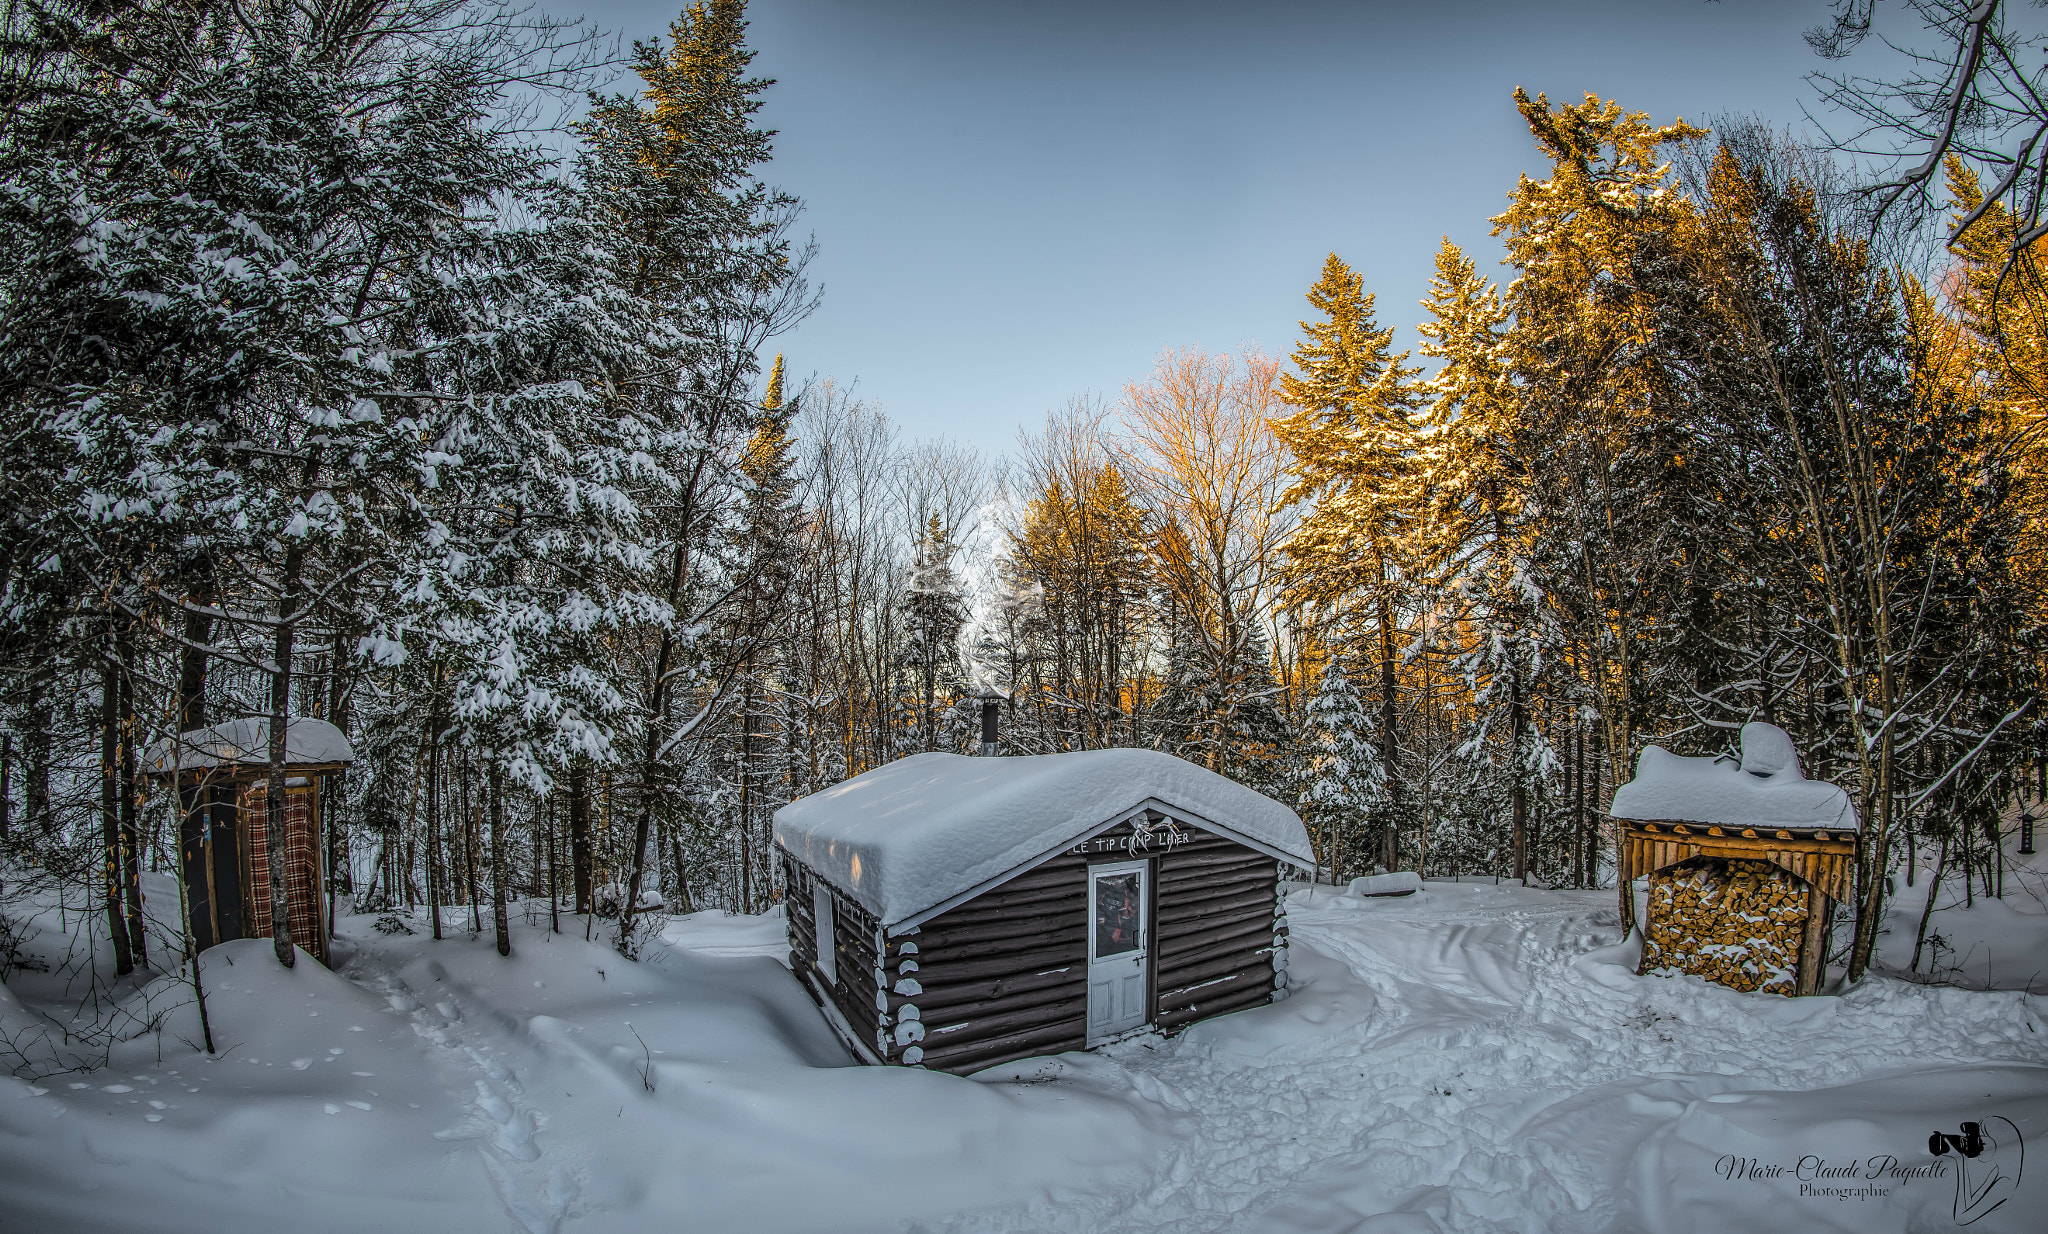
(1087, 859, 1150, 1044)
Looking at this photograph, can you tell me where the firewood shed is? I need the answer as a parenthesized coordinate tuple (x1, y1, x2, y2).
(1608, 722, 1857, 996)
(772, 749, 1315, 1075)
(145, 717, 354, 965)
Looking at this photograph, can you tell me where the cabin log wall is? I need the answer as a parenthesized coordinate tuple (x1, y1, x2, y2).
(1153, 832, 1281, 1032)
(890, 849, 1090, 1074)
(781, 851, 885, 1060)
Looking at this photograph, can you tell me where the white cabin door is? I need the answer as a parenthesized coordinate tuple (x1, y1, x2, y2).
(1087, 860, 1150, 1044)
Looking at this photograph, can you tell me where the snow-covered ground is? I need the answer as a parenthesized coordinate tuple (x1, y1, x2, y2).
(2, 877, 2044, 1232)
(1874, 837, 2048, 995)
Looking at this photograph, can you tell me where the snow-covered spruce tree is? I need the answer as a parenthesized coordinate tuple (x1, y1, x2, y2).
(2, 10, 588, 966)
(1271, 255, 1430, 869)
(1301, 656, 1385, 883)
(385, 189, 689, 956)
(898, 514, 968, 755)
(574, 0, 812, 947)
(715, 354, 804, 912)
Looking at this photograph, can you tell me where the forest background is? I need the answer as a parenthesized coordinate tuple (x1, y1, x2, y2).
(3, 0, 2043, 989)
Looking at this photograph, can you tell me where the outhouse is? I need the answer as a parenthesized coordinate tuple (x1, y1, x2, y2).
(1608, 722, 1857, 996)
(772, 749, 1313, 1075)
(146, 717, 354, 964)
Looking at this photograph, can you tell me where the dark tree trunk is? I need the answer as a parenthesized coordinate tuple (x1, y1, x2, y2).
(26, 669, 50, 835)
(464, 763, 482, 934)
(101, 642, 133, 976)
(425, 714, 444, 941)
(1374, 566, 1400, 871)
(117, 630, 146, 965)
(324, 626, 352, 896)
(265, 545, 305, 968)
(621, 529, 694, 952)
(619, 643, 672, 948)
(177, 567, 213, 735)
(1510, 653, 1528, 885)
(490, 763, 509, 957)
(570, 764, 591, 914)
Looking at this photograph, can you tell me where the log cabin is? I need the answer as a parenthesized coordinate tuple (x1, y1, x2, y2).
(773, 749, 1315, 1074)
(1608, 721, 1857, 996)
(145, 717, 354, 965)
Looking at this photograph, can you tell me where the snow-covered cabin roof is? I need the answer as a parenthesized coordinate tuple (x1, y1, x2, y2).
(773, 749, 1313, 929)
(144, 716, 355, 775)
(1607, 722, 1856, 831)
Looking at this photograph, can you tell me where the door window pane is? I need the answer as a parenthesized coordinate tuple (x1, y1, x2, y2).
(1094, 872, 1141, 957)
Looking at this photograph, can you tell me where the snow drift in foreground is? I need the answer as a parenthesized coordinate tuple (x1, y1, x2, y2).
(1, 880, 2043, 1232)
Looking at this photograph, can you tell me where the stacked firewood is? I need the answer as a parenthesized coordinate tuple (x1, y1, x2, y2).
(1640, 857, 1806, 995)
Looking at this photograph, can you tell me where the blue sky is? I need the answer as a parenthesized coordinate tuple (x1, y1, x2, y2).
(574, 0, 1875, 454)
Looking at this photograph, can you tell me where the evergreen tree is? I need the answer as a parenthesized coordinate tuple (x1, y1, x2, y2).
(899, 514, 967, 754)
(1271, 253, 1429, 868)
(1301, 657, 1385, 882)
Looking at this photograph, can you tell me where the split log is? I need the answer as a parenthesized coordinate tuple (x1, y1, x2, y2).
(900, 964, 1084, 1015)
(1156, 978, 1274, 1030)
(1157, 884, 1277, 928)
(913, 913, 1087, 954)
(1156, 944, 1274, 992)
(902, 938, 1088, 984)
(917, 1021, 1087, 1075)
(921, 992, 1087, 1055)
(1155, 915, 1275, 963)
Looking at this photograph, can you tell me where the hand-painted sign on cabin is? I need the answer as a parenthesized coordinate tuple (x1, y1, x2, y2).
(144, 717, 354, 965)
(1607, 722, 1857, 996)
(772, 749, 1315, 1075)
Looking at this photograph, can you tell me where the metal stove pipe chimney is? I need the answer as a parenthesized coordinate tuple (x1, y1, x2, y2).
(980, 696, 1001, 757)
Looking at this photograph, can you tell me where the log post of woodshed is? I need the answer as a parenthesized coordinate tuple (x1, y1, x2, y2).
(1607, 722, 1857, 997)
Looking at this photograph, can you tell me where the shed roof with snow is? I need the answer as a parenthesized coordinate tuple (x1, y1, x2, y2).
(772, 748, 1313, 929)
(1608, 722, 1856, 832)
(144, 716, 355, 775)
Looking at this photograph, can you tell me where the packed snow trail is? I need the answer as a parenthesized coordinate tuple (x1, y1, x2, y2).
(3, 883, 2045, 1232)
(949, 881, 2048, 1233)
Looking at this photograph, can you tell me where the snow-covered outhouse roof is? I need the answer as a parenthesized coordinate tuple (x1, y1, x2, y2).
(1607, 722, 1856, 831)
(144, 716, 354, 775)
(772, 749, 1313, 929)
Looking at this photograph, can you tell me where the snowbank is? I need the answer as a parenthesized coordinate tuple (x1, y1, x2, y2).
(1609, 722, 1856, 831)
(772, 750, 1312, 926)
(143, 715, 354, 773)
(1630, 1064, 2048, 1233)
(1349, 871, 1422, 897)
(9, 870, 2046, 1232)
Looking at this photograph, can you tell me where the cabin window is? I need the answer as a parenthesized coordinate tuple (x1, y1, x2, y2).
(1093, 870, 1143, 956)
(813, 882, 837, 984)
